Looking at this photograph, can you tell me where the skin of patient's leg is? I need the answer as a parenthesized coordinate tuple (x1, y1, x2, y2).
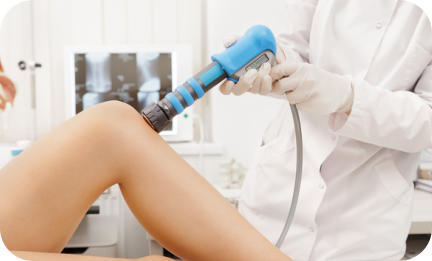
(0, 102, 125, 252)
(0, 101, 291, 261)
(12, 251, 173, 261)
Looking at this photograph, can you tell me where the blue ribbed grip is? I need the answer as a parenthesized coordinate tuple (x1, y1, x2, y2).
(186, 78, 205, 98)
(165, 93, 184, 114)
(176, 85, 194, 106)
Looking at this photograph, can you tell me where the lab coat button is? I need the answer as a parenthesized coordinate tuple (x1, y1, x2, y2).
(376, 22, 383, 29)
(319, 183, 325, 190)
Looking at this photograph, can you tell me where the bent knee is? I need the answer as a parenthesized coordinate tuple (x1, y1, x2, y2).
(78, 101, 150, 136)
(87, 100, 141, 123)
(70, 100, 153, 150)
(76, 100, 158, 153)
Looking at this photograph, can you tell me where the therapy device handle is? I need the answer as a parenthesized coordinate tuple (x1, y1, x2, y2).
(142, 25, 277, 132)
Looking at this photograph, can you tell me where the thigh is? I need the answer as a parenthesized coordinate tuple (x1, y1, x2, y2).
(12, 251, 173, 261)
(0, 102, 132, 252)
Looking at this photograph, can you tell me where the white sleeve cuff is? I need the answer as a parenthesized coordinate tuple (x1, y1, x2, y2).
(328, 78, 371, 134)
(276, 37, 307, 63)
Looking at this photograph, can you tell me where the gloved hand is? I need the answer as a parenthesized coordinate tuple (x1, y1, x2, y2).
(219, 36, 286, 96)
(270, 63, 354, 115)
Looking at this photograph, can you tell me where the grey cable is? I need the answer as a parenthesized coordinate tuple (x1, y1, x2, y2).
(275, 104, 303, 248)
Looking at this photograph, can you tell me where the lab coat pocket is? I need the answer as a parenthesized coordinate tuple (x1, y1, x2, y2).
(257, 134, 296, 164)
(376, 154, 412, 206)
(241, 135, 297, 213)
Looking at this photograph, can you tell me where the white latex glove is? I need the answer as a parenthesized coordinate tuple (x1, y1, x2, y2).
(271, 63, 354, 115)
(219, 35, 286, 96)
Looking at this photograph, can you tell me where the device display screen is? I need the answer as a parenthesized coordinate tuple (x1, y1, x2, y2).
(246, 53, 269, 71)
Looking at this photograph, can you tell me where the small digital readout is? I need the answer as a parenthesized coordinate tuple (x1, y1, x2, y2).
(245, 53, 270, 71)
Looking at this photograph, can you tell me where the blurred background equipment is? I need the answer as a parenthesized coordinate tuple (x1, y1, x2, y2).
(65, 46, 194, 142)
(17, 60, 42, 141)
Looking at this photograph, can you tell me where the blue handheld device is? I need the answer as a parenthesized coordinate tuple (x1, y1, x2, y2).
(142, 25, 277, 132)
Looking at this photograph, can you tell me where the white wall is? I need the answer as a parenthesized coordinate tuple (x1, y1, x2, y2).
(0, 2, 33, 141)
(206, 0, 290, 167)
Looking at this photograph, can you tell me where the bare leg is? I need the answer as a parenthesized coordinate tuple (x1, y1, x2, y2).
(0, 101, 291, 261)
(12, 252, 172, 261)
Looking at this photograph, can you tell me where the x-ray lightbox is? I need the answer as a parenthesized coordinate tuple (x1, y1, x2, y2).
(65, 45, 194, 142)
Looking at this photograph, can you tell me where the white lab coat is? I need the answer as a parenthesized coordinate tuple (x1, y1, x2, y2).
(238, 0, 432, 260)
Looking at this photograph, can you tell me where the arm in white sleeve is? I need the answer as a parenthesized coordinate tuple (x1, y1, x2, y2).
(329, 64, 432, 153)
(278, 0, 318, 63)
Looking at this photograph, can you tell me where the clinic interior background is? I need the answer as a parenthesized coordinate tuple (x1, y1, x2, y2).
(0, 0, 292, 167)
(2, 1, 432, 259)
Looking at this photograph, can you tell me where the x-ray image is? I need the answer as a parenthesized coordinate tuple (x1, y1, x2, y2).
(74, 52, 173, 129)
(85, 53, 112, 93)
(137, 53, 161, 109)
